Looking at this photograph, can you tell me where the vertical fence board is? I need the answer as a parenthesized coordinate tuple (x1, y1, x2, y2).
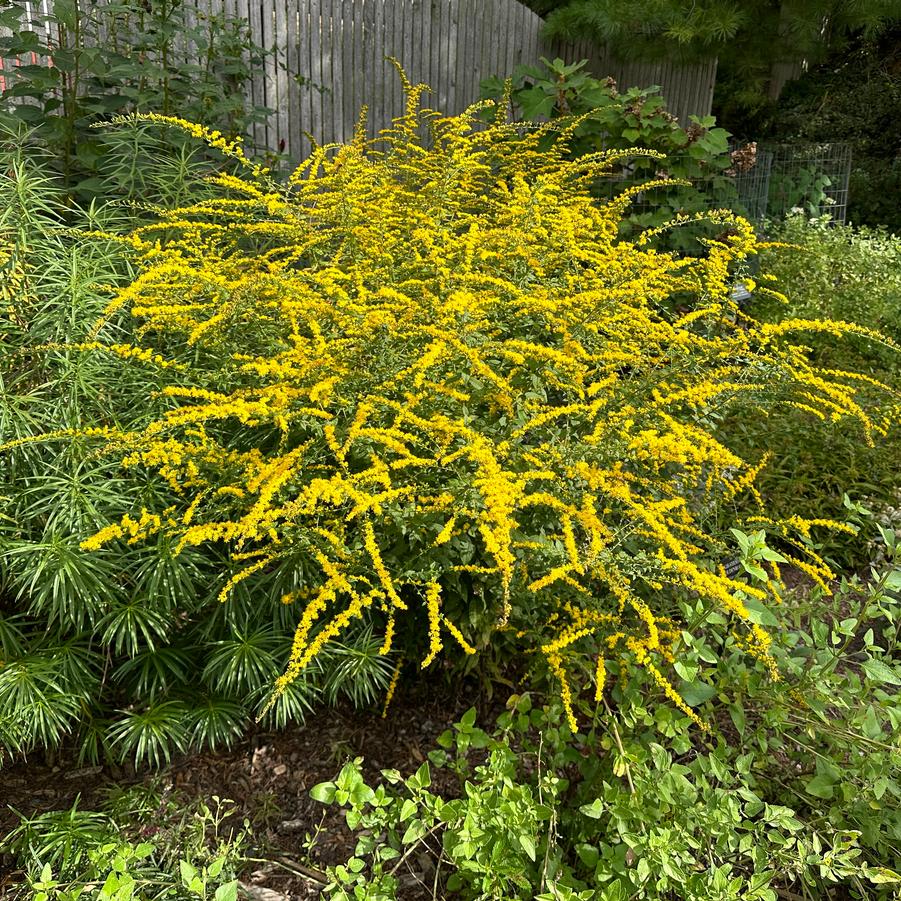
(325, 0, 335, 142)
(315, 0, 331, 147)
(394, 0, 410, 123)
(325, 0, 341, 144)
(364, 0, 378, 136)
(372, 0, 386, 136)
(291, 0, 305, 157)
(293, 0, 307, 156)
(351, 0, 364, 135)
(419, 0, 432, 96)
(457, 0, 474, 113)
(272, 0, 289, 150)
(339, 0, 353, 141)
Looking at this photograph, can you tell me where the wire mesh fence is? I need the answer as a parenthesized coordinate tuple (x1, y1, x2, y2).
(604, 140, 851, 230)
(763, 142, 853, 223)
(726, 142, 774, 221)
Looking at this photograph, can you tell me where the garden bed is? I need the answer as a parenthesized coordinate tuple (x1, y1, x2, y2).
(1, 683, 493, 898)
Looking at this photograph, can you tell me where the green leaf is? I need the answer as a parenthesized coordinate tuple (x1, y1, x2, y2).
(402, 818, 427, 844)
(678, 679, 716, 706)
(310, 781, 336, 803)
(728, 703, 746, 735)
(862, 658, 901, 685)
(742, 597, 780, 627)
(518, 85, 555, 119)
(519, 834, 536, 861)
(862, 705, 883, 739)
(577, 843, 599, 868)
(414, 761, 431, 788)
(400, 798, 417, 821)
(805, 774, 836, 799)
(214, 882, 238, 901)
(866, 866, 901, 884)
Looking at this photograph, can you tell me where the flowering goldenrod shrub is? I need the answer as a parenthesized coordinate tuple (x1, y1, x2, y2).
(69, 80, 894, 730)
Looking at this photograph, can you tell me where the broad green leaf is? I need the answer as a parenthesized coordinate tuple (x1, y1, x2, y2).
(310, 781, 336, 803)
(862, 658, 901, 685)
(519, 834, 536, 861)
(805, 774, 836, 799)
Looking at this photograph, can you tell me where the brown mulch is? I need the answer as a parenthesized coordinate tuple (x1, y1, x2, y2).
(1, 681, 503, 899)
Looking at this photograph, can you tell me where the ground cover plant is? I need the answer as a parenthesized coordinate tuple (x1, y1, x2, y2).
(6, 542, 901, 899)
(6, 788, 249, 900)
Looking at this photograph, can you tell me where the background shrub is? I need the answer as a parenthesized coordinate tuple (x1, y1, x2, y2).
(722, 215, 901, 568)
(725, 25, 901, 233)
(0, 0, 271, 205)
(479, 57, 749, 251)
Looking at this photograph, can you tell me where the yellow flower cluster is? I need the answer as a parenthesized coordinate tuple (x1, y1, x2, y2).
(75, 78, 895, 730)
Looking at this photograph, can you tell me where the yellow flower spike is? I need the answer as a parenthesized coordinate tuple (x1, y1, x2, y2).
(442, 615, 476, 655)
(546, 653, 578, 733)
(421, 581, 444, 668)
(218, 554, 276, 604)
(382, 657, 403, 718)
(594, 656, 607, 702)
(561, 515, 581, 572)
(379, 606, 395, 656)
(363, 520, 408, 611)
(434, 516, 457, 546)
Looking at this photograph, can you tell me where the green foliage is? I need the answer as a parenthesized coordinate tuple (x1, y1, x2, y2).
(526, 0, 900, 115)
(766, 158, 837, 219)
(480, 57, 741, 250)
(758, 26, 901, 231)
(0, 0, 270, 203)
(5, 789, 248, 900)
(759, 216, 901, 344)
(723, 215, 901, 567)
(311, 538, 901, 899)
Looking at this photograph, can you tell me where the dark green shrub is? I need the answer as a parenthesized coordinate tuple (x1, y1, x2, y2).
(479, 57, 751, 250)
(749, 26, 901, 232)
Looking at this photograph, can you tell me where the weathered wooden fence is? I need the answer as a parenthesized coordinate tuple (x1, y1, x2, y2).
(3, 0, 718, 160)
